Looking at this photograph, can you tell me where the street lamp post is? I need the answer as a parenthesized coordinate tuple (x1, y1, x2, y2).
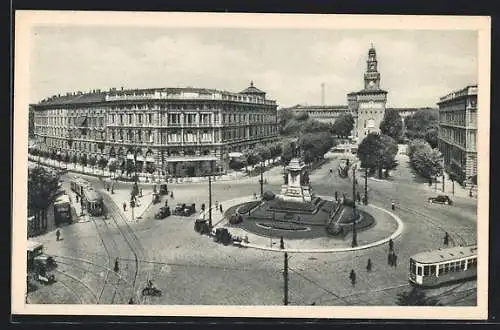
(364, 166, 368, 205)
(208, 175, 213, 231)
(259, 161, 264, 197)
(352, 164, 358, 247)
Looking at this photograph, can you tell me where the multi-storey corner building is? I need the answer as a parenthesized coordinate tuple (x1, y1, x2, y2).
(31, 82, 279, 177)
(437, 85, 478, 184)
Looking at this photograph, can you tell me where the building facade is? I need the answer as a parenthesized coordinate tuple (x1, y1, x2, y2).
(31, 82, 279, 177)
(437, 85, 478, 183)
(283, 105, 349, 125)
(347, 46, 388, 143)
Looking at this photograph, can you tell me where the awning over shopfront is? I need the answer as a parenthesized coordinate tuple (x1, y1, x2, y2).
(165, 156, 218, 162)
(228, 152, 243, 158)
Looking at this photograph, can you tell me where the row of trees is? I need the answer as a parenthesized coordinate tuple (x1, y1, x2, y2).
(29, 148, 156, 176)
(405, 109, 439, 148)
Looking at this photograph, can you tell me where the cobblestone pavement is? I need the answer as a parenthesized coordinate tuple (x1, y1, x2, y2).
(26, 152, 477, 306)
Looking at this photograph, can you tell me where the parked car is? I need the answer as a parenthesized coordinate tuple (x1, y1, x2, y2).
(428, 195, 453, 205)
(174, 203, 196, 216)
(155, 206, 171, 219)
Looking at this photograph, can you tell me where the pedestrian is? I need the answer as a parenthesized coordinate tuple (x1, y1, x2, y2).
(280, 236, 285, 249)
(391, 201, 395, 210)
(350, 269, 356, 286)
(335, 191, 338, 201)
(219, 204, 223, 213)
(388, 252, 393, 266)
(366, 258, 372, 272)
(140, 188, 143, 197)
(444, 232, 449, 246)
(393, 253, 398, 267)
(123, 202, 127, 212)
(356, 192, 361, 203)
(56, 229, 60, 241)
(114, 257, 120, 272)
(170, 191, 174, 199)
(76, 195, 79, 202)
(253, 192, 257, 199)
(389, 238, 394, 252)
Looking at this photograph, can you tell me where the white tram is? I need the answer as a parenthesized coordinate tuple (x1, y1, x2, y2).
(82, 187, 104, 216)
(70, 176, 91, 196)
(408, 245, 477, 287)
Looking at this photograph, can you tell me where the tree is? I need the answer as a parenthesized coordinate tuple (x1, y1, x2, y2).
(246, 151, 262, 170)
(303, 120, 331, 134)
(28, 107, 35, 138)
(126, 160, 135, 176)
(409, 140, 443, 180)
(71, 154, 78, 167)
(380, 109, 403, 141)
(145, 162, 156, 174)
(63, 154, 70, 164)
(28, 167, 60, 233)
(79, 154, 88, 171)
(298, 132, 336, 164)
(332, 113, 355, 139)
(405, 109, 439, 148)
(396, 287, 442, 306)
(295, 111, 309, 121)
(280, 141, 295, 165)
(109, 161, 117, 178)
(358, 133, 398, 178)
(88, 155, 97, 172)
(229, 158, 245, 171)
(98, 157, 108, 175)
(278, 108, 295, 134)
(282, 120, 303, 136)
(256, 146, 271, 166)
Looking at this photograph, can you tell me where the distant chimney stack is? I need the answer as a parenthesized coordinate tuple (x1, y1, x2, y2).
(321, 83, 325, 105)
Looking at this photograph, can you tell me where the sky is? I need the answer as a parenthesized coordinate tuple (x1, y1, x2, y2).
(30, 26, 478, 108)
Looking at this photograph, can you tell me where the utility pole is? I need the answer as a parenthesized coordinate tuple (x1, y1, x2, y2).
(364, 166, 368, 205)
(352, 165, 358, 247)
(259, 161, 264, 197)
(283, 252, 289, 306)
(208, 175, 212, 230)
(442, 172, 445, 192)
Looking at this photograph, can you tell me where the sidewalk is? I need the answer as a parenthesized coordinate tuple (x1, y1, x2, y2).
(100, 184, 155, 222)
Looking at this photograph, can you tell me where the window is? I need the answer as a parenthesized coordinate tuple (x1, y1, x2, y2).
(128, 114, 132, 124)
(430, 265, 436, 276)
(417, 267, 422, 276)
(148, 113, 153, 124)
(424, 265, 429, 276)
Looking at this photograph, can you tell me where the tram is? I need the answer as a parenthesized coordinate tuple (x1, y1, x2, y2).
(408, 245, 477, 287)
(81, 187, 104, 216)
(53, 194, 72, 225)
(27, 240, 44, 270)
(70, 176, 90, 197)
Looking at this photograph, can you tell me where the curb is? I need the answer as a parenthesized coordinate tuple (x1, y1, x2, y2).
(217, 198, 404, 254)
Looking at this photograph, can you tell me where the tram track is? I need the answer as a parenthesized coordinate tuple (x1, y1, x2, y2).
(54, 258, 125, 304)
(99, 190, 151, 304)
(52, 268, 99, 304)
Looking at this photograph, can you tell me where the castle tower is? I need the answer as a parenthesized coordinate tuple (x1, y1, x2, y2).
(347, 44, 388, 144)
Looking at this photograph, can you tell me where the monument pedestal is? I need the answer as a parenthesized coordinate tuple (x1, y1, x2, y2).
(278, 158, 313, 203)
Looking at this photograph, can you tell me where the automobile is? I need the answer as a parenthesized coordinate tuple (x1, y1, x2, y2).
(174, 203, 196, 216)
(174, 203, 186, 215)
(155, 206, 171, 219)
(428, 195, 453, 205)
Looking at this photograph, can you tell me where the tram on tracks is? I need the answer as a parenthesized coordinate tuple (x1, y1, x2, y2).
(82, 187, 104, 216)
(54, 194, 72, 225)
(27, 240, 44, 270)
(408, 245, 477, 287)
(70, 176, 104, 216)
